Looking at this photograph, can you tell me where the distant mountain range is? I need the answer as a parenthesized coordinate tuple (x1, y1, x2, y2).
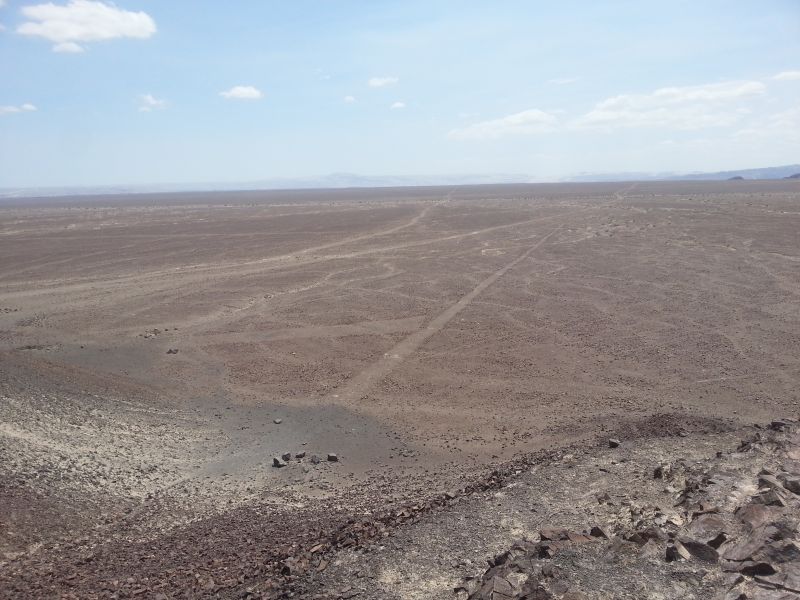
(0, 173, 532, 199)
(566, 164, 800, 182)
(1, 165, 797, 199)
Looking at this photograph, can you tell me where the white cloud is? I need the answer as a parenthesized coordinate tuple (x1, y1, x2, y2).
(220, 85, 263, 100)
(368, 76, 398, 88)
(343, 95, 356, 104)
(548, 77, 578, 85)
(138, 93, 165, 112)
(449, 109, 558, 140)
(773, 70, 800, 81)
(17, 1, 156, 53)
(573, 80, 765, 130)
(0, 103, 37, 116)
(53, 41, 84, 52)
(390, 101, 406, 109)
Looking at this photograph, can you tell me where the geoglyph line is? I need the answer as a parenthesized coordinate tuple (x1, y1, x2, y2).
(330, 225, 564, 404)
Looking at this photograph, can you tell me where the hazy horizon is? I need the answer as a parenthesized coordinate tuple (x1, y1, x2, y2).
(1, 1, 799, 188)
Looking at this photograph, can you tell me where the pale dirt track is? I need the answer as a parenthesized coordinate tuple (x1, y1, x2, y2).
(0, 180, 799, 597)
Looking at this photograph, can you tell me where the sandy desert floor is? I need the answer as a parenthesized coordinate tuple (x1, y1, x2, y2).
(0, 180, 798, 597)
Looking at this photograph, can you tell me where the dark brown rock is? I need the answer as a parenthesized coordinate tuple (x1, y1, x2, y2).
(780, 476, 800, 495)
(478, 575, 515, 599)
(539, 528, 570, 541)
(589, 526, 609, 539)
(737, 504, 777, 530)
(678, 538, 719, 562)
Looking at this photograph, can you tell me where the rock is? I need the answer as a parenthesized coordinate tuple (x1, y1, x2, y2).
(654, 462, 672, 479)
(272, 457, 286, 468)
(736, 504, 776, 529)
(539, 528, 570, 541)
(678, 538, 719, 562)
(166, 348, 179, 354)
(310, 455, 320, 465)
(642, 526, 669, 543)
(688, 514, 727, 540)
(738, 561, 777, 577)
(281, 452, 292, 461)
(566, 532, 593, 544)
(519, 581, 554, 599)
(707, 532, 728, 549)
(722, 525, 780, 562)
(758, 474, 784, 490)
(454, 588, 470, 600)
(327, 453, 339, 462)
(754, 488, 788, 507)
(780, 476, 800, 495)
(589, 526, 609, 539)
(608, 438, 621, 448)
(666, 544, 688, 562)
(478, 574, 515, 599)
(296, 451, 306, 459)
(273, 418, 282, 424)
(665, 545, 678, 562)
(754, 562, 800, 594)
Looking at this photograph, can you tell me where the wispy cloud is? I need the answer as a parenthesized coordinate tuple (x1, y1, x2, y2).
(548, 77, 578, 85)
(138, 93, 165, 112)
(368, 76, 398, 88)
(573, 81, 765, 130)
(17, 0, 156, 53)
(450, 78, 773, 141)
(54, 41, 84, 53)
(772, 70, 800, 81)
(220, 85, 263, 100)
(390, 101, 406, 109)
(0, 103, 37, 116)
(449, 109, 558, 140)
(734, 106, 800, 142)
(343, 95, 356, 104)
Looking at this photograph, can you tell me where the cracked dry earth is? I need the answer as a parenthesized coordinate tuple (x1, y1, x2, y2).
(0, 180, 799, 598)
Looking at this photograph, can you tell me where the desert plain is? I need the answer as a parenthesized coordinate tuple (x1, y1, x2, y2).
(1, 180, 799, 598)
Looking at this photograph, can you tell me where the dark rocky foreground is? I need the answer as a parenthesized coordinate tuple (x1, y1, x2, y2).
(455, 421, 800, 600)
(293, 418, 800, 600)
(1, 416, 799, 598)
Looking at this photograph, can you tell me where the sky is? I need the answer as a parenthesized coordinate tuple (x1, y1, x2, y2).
(0, 0, 799, 188)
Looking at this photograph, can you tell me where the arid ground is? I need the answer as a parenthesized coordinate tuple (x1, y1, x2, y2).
(1, 181, 799, 598)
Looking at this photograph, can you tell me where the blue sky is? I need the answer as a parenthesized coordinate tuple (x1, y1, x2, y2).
(1, 0, 799, 188)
